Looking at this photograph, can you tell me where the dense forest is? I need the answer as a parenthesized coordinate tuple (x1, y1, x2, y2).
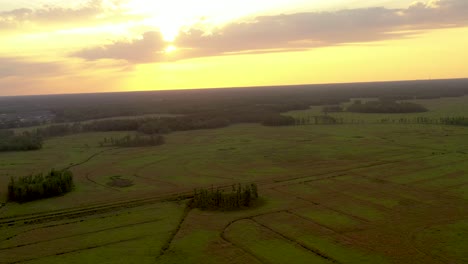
(8, 170, 74, 203)
(0, 130, 43, 152)
(347, 100, 428, 113)
(1, 79, 467, 128)
(192, 184, 259, 210)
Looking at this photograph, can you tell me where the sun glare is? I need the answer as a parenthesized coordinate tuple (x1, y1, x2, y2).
(165, 45, 177, 54)
(123, 0, 286, 42)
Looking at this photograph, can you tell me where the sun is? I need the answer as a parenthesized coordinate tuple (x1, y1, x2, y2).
(164, 45, 177, 54)
(123, 0, 266, 43)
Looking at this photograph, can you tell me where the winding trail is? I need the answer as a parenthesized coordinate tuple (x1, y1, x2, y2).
(63, 148, 118, 171)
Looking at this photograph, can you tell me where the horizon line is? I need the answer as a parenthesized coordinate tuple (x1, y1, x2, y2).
(1, 77, 468, 98)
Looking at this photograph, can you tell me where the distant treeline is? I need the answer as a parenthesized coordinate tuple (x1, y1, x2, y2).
(47, 80, 468, 123)
(293, 115, 468, 126)
(99, 134, 164, 147)
(30, 113, 295, 141)
(8, 170, 74, 203)
(0, 119, 43, 130)
(0, 130, 43, 152)
(347, 100, 428, 113)
(192, 184, 259, 210)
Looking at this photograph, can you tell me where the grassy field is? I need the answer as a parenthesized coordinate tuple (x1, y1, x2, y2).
(0, 96, 467, 263)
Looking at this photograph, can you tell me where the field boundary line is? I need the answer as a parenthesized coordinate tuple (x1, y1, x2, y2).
(249, 218, 341, 263)
(8, 235, 149, 264)
(155, 200, 192, 260)
(0, 218, 162, 251)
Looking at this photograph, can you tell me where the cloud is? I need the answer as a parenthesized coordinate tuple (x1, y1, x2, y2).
(175, 0, 468, 59)
(72, 31, 166, 62)
(72, 0, 468, 63)
(0, 57, 67, 78)
(0, 57, 70, 96)
(0, 56, 128, 96)
(0, 0, 136, 31)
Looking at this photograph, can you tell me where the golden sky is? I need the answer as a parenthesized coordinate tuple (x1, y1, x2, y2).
(0, 0, 467, 96)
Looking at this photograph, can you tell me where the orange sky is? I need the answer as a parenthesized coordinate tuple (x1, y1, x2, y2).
(0, 0, 467, 96)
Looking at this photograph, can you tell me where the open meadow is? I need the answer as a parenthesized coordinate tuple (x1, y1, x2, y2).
(0, 95, 467, 263)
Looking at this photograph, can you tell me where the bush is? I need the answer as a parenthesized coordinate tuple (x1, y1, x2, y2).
(347, 100, 427, 113)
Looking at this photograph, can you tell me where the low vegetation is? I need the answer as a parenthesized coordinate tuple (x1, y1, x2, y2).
(192, 184, 259, 210)
(347, 99, 428, 113)
(322, 105, 344, 113)
(8, 169, 74, 203)
(262, 115, 296, 126)
(99, 134, 164, 147)
(295, 115, 341, 125)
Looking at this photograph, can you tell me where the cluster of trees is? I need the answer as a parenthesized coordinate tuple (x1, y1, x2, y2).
(347, 100, 428, 113)
(8, 170, 74, 203)
(99, 134, 165, 147)
(0, 130, 43, 152)
(192, 184, 259, 210)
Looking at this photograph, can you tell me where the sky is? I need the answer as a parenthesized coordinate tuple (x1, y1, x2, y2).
(0, 0, 467, 96)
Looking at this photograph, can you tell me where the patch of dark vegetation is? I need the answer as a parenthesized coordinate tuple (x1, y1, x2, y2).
(322, 105, 344, 113)
(0, 130, 42, 152)
(440, 117, 468, 126)
(218, 147, 236, 151)
(295, 115, 342, 125)
(347, 99, 428, 113)
(107, 176, 134, 188)
(191, 184, 259, 211)
(262, 115, 296, 126)
(99, 134, 164, 148)
(8, 170, 74, 203)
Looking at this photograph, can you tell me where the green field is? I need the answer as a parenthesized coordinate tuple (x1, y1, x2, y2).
(0, 96, 467, 263)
